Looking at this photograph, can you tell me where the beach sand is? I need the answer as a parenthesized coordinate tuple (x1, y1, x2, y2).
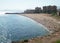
(19, 13, 60, 43)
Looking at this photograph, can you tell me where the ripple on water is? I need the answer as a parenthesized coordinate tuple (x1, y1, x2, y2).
(0, 14, 50, 43)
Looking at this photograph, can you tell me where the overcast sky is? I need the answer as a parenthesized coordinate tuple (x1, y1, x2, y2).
(0, 0, 60, 10)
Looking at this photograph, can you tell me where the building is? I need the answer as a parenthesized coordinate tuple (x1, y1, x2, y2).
(43, 6, 48, 13)
(43, 6, 57, 14)
(24, 7, 42, 14)
(35, 7, 42, 13)
(57, 10, 60, 16)
(24, 9, 35, 14)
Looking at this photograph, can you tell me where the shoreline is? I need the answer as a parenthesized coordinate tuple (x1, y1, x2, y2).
(19, 13, 60, 43)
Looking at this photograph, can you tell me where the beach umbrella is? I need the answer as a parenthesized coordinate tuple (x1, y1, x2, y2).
(0, 14, 50, 43)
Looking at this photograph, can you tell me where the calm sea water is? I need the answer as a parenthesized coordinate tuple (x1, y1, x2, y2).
(0, 14, 50, 43)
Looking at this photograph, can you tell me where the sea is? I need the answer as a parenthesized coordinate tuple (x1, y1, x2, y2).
(0, 10, 50, 43)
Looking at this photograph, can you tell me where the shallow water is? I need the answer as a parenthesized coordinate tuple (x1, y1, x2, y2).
(0, 14, 50, 43)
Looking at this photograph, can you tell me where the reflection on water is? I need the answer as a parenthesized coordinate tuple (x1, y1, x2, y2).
(0, 14, 50, 43)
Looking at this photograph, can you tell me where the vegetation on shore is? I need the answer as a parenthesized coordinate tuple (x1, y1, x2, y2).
(51, 13, 60, 21)
(53, 40, 60, 43)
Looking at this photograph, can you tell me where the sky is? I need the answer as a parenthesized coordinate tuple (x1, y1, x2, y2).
(0, 0, 60, 10)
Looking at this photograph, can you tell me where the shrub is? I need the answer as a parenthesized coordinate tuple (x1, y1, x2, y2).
(55, 40, 60, 43)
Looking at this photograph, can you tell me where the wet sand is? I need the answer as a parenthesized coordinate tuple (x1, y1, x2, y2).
(19, 13, 60, 43)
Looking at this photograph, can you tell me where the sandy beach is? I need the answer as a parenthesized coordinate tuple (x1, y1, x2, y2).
(19, 13, 60, 43)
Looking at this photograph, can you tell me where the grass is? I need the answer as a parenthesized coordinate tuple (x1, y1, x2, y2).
(54, 40, 60, 43)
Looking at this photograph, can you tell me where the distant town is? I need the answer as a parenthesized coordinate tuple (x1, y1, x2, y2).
(24, 5, 60, 16)
(5, 5, 60, 16)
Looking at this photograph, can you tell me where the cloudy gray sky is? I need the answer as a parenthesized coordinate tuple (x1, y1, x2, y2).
(0, 0, 60, 10)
